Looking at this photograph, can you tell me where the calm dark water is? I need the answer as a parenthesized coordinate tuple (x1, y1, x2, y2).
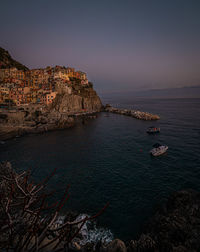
(0, 98, 200, 241)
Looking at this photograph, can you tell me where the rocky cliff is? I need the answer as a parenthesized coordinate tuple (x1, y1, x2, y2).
(0, 106, 75, 141)
(52, 83, 102, 113)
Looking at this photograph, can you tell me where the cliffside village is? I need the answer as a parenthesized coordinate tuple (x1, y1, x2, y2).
(0, 66, 89, 107)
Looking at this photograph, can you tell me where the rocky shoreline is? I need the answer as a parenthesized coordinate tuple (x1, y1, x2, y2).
(103, 104, 160, 120)
(0, 104, 160, 142)
(0, 108, 100, 141)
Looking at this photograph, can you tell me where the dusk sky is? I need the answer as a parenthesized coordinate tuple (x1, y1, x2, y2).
(1, 0, 200, 93)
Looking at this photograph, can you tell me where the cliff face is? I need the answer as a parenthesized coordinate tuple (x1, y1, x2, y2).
(0, 47, 28, 70)
(52, 84, 102, 113)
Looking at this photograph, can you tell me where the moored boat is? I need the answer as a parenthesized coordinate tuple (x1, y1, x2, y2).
(147, 126, 160, 134)
(150, 143, 168, 156)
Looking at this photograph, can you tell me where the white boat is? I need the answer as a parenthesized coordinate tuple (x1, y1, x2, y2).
(150, 143, 168, 156)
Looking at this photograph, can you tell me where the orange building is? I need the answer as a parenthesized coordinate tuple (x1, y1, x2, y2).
(41, 91, 57, 105)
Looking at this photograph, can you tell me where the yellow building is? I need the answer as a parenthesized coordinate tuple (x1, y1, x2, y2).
(53, 71, 70, 81)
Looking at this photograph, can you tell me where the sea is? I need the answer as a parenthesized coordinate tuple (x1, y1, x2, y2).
(0, 97, 200, 242)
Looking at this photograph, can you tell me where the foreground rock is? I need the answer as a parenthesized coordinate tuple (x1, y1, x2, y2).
(104, 104, 160, 120)
(107, 239, 127, 252)
(127, 189, 200, 251)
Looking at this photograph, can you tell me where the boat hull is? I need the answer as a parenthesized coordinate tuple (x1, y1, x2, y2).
(146, 127, 160, 134)
(147, 130, 160, 134)
(150, 146, 168, 156)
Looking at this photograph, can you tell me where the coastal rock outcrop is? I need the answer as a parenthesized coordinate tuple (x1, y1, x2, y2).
(0, 106, 76, 140)
(52, 83, 102, 114)
(104, 104, 160, 120)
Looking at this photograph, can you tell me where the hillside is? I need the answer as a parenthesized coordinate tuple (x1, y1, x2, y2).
(0, 47, 28, 71)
